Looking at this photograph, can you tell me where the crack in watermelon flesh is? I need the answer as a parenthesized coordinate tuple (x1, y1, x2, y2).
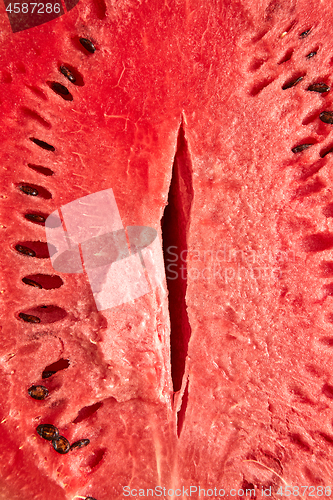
(2, 0, 333, 498)
(162, 119, 193, 398)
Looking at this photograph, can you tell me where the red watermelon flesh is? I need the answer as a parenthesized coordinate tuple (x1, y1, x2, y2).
(2, 0, 333, 498)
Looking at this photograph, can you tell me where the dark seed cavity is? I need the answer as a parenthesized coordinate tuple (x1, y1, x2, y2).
(42, 359, 70, 379)
(59, 65, 76, 83)
(19, 312, 40, 323)
(321, 147, 333, 158)
(51, 82, 70, 96)
(292, 143, 314, 154)
(70, 439, 90, 450)
(306, 51, 317, 59)
(25, 214, 46, 224)
(52, 435, 70, 454)
(29, 137, 55, 152)
(36, 424, 59, 441)
(15, 244, 36, 257)
(19, 185, 38, 196)
(79, 37, 96, 53)
(320, 111, 333, 124)
(27, 163, 54, 176)
(282, 76, 304, 90)
(22, 277, 43, 288)
(300, 29, 311, 38)
(28, 385, 49, 400)
(307, 83, 330, 93)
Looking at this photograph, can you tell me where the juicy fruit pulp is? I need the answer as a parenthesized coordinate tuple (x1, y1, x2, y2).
(2, 0, 333, 499)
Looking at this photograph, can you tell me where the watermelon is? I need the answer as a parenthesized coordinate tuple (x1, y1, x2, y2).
(2, 0, 333, 498)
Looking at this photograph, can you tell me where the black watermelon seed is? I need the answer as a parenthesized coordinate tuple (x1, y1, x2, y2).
(30, 138, 55, 152)
(52, 435, 70, 454)
(282, 76, 304, 90)
(22, 277, 42, 288)
(79, 38, 96, 53)
(51, 82, 70, 96)
(28, 385, 49, 400)
(25, 214, 46, 224)
(15, 244, 36, 257)
(320, 111, 333, 124)
(70, 439, 90, 450)
(307, 83, 330, 93)
(85, 497, 97, 500)
(300, 29, 311, 38)
(36, 424, 59, 441)
(306, 51, 317, 59)
(292, 143, 314, 154)
(19, 312, 40, 323)
(59, 65, 76, 83)
(19, 185, 38, 196)
(42, 371, 56, 379)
